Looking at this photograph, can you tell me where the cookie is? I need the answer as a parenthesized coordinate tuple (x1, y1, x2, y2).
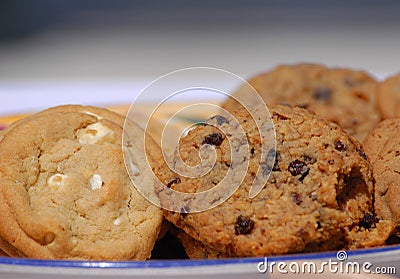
(0, 107, 163, 260)
(159, 104, 378, 257)
(222, 64, 380, 143)
(364, 118, 400, 224)
(378, 73, 400, 119)
(0, 105, 126, 145)
(0, 235, 22, 257)
(177, 230, 227, 259)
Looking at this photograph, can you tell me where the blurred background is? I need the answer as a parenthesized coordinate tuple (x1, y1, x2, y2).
(0, 0, 400, 114)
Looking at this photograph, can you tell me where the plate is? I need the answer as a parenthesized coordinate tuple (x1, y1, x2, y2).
(1, 245, 400, 278)
(0, 80, 399, 279)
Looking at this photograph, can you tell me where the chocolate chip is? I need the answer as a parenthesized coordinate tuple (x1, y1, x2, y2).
(316, 221, 321, 229)
(313, 87, 332, 101)
(334, 141, 346, 151)
(167, 177, 181, 188)
(359, 213, 379, 230)
(356, 148, 368, 160)
(250, 147, 255, 155)
(235, 215, 255, 235)
(291, 192, 302, 205)
(202, 132, 224, 146)
(288, 159, 309, 182)
(323, 143, 329, 149)
(210, 115, 229, 126)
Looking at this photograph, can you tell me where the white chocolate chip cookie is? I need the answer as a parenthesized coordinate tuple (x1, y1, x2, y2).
(0, 106, 163, 260)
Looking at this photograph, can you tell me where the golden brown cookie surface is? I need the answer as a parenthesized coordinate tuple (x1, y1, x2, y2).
(159, 105, 375, 257)
(222, 64, 380, 142)
(364, 118, 400, 224)
(378, 73, 400, 119)
(0, 107, 163, 260)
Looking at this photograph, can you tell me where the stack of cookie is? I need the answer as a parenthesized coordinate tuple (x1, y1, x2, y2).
(0, 105, 164, 260)
(1, 64, 400, 261)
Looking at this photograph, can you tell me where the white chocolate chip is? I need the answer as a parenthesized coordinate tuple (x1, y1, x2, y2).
(76, 122, 115, 145)
(113, 218, 121, 226)
(90, 174, 103, 190)
(48, 174, 67, 188)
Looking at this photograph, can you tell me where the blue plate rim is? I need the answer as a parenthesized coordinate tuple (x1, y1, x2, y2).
(0, 245, 399, 269)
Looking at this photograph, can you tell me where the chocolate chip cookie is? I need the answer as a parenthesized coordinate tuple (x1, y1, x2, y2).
(0, 107, 163, 260)
(364, 118, 400, 224)
(222, 63, 380, 142)
(378, 73, 400, 119)
(159, 104, 381, 257)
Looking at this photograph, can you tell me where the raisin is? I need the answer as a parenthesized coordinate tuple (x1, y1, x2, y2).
(356, 148, 368, 160)
(180, 206, 190, 218)
(167, 177, 181, 188)
(250, 147, 255, 155)
(288, 159, 309, 182)
(235, 215, 255, 235)
(313, 88, 332, 101)
(359, 213, 379, 230)
(202, 132, 224, 146)
(323, 143, 329, 149)
(291, 192, 302, 205)
(210, 115, 229, 126)
(334, 141, 346, 151)
(328, 159, 334, 165)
